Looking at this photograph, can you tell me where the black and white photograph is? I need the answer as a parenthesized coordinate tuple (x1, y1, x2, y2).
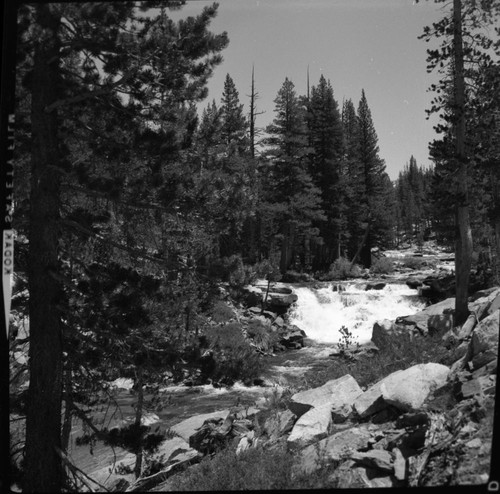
(3, 0, 500, 491)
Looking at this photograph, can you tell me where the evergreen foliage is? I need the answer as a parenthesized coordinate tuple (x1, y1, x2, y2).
(307, 75, 345, 269)
(264, 77, 325, 274)
(14, 2, 500, 490)
(395, 156, 434, 245)
(420, 0, 500, 294)
(353, 90, 394, 267)
(16, 3, 229, 489)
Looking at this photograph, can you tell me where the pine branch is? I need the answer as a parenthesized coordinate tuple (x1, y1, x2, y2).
(45, 71, 134, 113)
(61, 218, 168, 265)
(54, 445, 110, 492)
(62, 184, 175, 212)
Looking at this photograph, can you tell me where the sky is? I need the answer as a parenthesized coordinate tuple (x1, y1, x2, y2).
(170, 0, 445, 180)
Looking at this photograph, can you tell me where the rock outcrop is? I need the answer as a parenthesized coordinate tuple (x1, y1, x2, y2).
(289, 374, 362, 417)
(242, 281, 298, 313)
(99, 286, 498, 492)
(380, 363, 450, 412)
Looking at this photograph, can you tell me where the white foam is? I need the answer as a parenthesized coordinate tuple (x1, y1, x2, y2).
(110, 377, 134, 390)
(289, 283, 425, 344)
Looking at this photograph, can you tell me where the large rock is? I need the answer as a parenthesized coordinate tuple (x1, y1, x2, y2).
(469, 287, 500, 321)
(244, 281, 298, 311)
(353, 371, 404, 418)
(372, 320, 411, 347)
(397, 297, 455, 335)
(170, 410, 230, 443)
(266, 291, 298, 307)
(366, 282, 386, 291)
(351, 449, 394, 473)
(287, 403, 333, 449)
(469, 310, 499, 370)
(328, 459, 395, 488)
(279, 325, 306, 349)
(294, 426, 373, 475)
(380, 363, 450, 412)
(263, 410, 297, 441)
(393, 447, 407, 481)
(289, 374, 362, 417)
(153, 436, 199, 463)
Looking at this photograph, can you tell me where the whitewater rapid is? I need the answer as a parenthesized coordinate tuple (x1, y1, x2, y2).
(288, 283, 426, 345)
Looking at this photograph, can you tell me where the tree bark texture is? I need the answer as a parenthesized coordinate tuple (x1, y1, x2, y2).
(350, 222, 370, 270)
(24, 5, 64, 492)
(280, 221, 295, 274)
(453, 0, 473, 326)
(134, 368, 145, 478)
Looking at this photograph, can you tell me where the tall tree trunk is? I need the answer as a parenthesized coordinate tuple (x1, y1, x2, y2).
(250, 65, 256, 159)
(280, 221, 295, 274)
(494, 217, 500, 286)
(61, 365, 73, 454)
(360, 229, 372, 269)
(453, 0, 473, 326)
(24, 5, 64, 492)
(350, 221, 370, 269)
(133, 367, 144, 479)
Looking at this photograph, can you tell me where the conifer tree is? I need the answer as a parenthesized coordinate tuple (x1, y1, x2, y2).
(196, 100, 223, 168)
(308, 75, 344, 269)
(355, 90, 388, 268)
(341, 98, 364, 260)
(420, 0, 500, 322)
(395, 156, 433, 242)
(264, 78, 324, 273)
(220, 73, 248, 155)
(18, 3, 228, 490)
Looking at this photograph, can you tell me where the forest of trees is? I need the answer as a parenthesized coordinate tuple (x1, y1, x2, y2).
(5, 0, 500, 492)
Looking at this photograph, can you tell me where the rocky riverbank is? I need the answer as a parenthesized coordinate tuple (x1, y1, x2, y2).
(84, 284, 499, 491)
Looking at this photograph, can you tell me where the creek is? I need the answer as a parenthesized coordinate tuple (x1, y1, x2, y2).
(68, 279, 427, 476)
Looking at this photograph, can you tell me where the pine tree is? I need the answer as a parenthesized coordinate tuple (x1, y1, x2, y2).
(220, 73, 248, 155)
(264, 78, 324, 273)
(18, 3, 228, 490)
(341, 98, 364, 260)
(355, 90, 388, 268)
(395, 156, 433, 242)
(420, 0, 500, 322)
(196, 100, 223, 168)
(307, 75, 344, 269)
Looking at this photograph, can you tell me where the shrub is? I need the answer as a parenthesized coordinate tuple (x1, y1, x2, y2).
(370, 257, 395, 275)
(204, 323, 262, 385)
(168, 444, 337, 491)
(300, 330, 451, 390)
(254, 259, 282, 283)
(246, 319, 280, 353)
(337, 325, 360, 354)
(403, 257, 437, 270)
(281, 270, 313, 283)
(209, 301, 235, 324)
(210, 255, 257, 288)
(326, 257, 362, 280)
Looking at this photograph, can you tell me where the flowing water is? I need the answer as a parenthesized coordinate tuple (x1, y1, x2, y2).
(67, 280, 427, 476)
(289, 282, 426, 345)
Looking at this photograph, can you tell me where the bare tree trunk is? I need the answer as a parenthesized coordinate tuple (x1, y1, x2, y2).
(280, 221, 295, 274)
(350, 221, 370, 270)
(453, 0, 473, 326)
(495, 211, 500, 285)
(250, 65, 256, 159)
(24, 5, 64, 492)
(61, 365, 73, 453)
(134, 367, 144, 479)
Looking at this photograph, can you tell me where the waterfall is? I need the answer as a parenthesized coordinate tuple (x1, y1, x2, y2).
(288, 282, 426, 345)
